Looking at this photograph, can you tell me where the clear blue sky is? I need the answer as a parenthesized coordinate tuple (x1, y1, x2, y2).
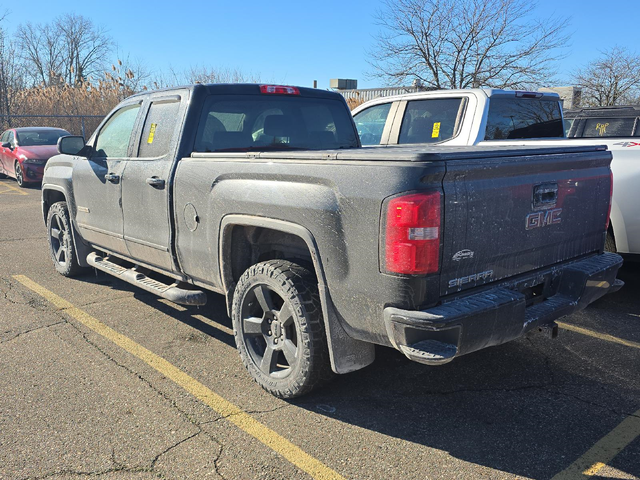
(2, 0, 637, 89)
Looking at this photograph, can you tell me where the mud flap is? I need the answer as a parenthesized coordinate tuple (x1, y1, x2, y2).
(319, 285, 375, 374)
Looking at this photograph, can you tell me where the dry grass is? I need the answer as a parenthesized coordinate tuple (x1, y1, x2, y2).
(2, 63, 140, 136)
(346, 92, 366, 111)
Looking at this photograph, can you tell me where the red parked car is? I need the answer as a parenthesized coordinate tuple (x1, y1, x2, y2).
(0, 127, 71, 187)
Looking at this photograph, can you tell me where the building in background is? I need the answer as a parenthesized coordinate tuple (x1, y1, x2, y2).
(331, 79, 432, 108)
(539, 86, 582, 109)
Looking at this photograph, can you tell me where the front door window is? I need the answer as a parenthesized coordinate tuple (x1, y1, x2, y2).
(94, 105, 141, 158)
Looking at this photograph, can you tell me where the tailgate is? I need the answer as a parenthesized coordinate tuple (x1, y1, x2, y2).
(440, 147, 612, 296)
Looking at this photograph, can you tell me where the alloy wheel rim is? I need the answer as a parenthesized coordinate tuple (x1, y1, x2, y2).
(241, 283, 299, 379)
(49, 213, 68, 267)
(15, 164, 22, 185)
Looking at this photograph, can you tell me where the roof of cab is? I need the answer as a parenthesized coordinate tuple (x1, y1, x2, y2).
(565, 105, 640, 119)
(351, 88, 560, 113)
(127, 83, 344, 101)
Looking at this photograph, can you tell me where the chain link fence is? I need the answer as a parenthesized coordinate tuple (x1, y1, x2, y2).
(0, 115, 105, 138)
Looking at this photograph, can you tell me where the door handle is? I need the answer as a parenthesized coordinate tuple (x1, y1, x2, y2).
(146, 176, 165, 189)
(105, 173, 120, 184)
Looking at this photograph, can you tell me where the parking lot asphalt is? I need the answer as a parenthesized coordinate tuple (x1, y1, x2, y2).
(0, 178, 638, 480)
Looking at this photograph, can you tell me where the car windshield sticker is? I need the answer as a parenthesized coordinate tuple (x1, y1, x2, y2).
(148, 123, 157, 144)
(432, 122, 441, 138)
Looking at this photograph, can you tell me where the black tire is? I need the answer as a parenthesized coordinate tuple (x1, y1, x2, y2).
(14, 161, 25, 188)
(232, 260, 334, 398)
(605, 230, 617, 253)
(47, 201, 83, 277)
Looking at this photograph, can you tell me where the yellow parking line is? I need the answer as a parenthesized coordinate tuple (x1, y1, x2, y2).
(0, 183, 28, 195)
(557, 321, 640, 350)
(13, 275, 345, 480)
(551, 408, 640, 479)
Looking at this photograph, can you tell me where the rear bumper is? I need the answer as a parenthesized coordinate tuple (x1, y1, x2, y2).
(384, 252, 624, 365)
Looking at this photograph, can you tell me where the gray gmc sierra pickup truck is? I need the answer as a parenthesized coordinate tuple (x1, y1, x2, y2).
(42, 84, 623, 398)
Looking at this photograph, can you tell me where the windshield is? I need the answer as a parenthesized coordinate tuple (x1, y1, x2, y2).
(484, 97, 564, 140)
(16, 130, 70, 147)
(194, 95, 359, 152)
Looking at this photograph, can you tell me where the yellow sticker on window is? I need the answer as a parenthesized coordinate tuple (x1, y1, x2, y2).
(596, 123, 609, 136)
(147, 123, 157, 144)
(432, 122, 441, 138)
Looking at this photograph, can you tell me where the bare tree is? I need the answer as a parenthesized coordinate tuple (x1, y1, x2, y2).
(16, 23, 64, 86)
(17, 14, 112, 87)
(57, 14, 112, 85)
(0, 12, 25, 122)
(151, 65, 261, 89)
(103, 54, 152, 99)
(185, 65, 261, 84)
(369, 0, 569, 89)
(573, 47, 640, 107)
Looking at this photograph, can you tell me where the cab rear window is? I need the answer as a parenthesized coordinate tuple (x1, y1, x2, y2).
(193, 95, 358, 152)
(484, 98, 564, 140)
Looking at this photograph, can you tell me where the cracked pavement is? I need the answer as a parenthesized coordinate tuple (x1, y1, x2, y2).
(0, 180, 639, 479)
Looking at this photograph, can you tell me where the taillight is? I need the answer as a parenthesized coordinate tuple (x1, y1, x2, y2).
(606, 171, 613, 229)
(384, 192, 441, 275)
(259, 85, 300, 95)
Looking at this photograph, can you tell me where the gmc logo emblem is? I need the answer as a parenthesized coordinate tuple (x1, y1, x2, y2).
(526, 208, 562, 230)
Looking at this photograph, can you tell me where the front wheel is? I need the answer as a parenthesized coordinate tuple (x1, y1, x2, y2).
(14, 162, 25, 187)
(47, 201, 84, 277)
(231, 260, 334, 398)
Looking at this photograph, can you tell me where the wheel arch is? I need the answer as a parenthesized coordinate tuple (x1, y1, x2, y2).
(42, 186, 68, 224)
(609, 198, 628, 253)
(42, 185, 91, 268)
(219, 216, 326, 310)
(219, 215, 375, 374)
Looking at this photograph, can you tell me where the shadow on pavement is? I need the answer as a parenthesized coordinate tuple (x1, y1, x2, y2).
(74, 263, 640, 480)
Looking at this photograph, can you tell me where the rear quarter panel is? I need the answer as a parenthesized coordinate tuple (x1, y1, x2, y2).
(173, 153, 445, 345)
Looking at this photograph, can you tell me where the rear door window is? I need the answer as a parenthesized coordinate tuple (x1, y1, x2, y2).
(353, 103, 392, 145)
(398, 98, 464, 144)
(137, 100, 181, 158)
(581, 118, 637, 137)
(485, 98, 564, 139)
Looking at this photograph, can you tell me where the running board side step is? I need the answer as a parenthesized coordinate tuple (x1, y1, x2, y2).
(87, 252, 207, 306)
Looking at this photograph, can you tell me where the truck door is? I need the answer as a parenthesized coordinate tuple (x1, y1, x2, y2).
(72, 101, 143, 256)
(120, 93, 186, 272)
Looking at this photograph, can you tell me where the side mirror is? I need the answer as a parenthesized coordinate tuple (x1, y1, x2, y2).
(58, 135, 86, 156)
(1, 142, 11, 149)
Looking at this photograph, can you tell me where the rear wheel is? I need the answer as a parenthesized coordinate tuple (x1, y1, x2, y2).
(231, 260, 333, 398)
(14, 161, 25, 188)
(47, 201, 83, 277)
